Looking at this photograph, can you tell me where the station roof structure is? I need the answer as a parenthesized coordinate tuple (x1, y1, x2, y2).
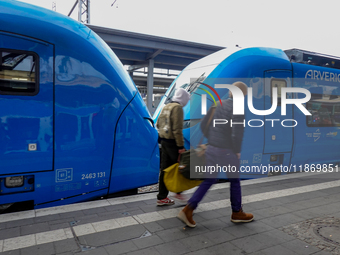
(87, 24, 225, 112)
(87, 24, 225, 71)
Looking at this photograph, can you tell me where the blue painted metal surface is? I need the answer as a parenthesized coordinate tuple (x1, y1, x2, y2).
(0, 0, 159, 209)
(0, 33, 54, 174)
(154, 47, 340, 179)
(290, 63, 340, 167)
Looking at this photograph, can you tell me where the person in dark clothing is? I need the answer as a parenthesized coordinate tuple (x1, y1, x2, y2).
(177, 82, 254, 227)
(156, 88, 190, 206)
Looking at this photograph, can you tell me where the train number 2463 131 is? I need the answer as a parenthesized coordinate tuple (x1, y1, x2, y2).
(81, 172, 106, 180)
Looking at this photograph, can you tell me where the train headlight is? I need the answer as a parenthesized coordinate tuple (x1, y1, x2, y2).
(5, 176, 24, 188)
(183, 119, 201, 129)
(183, 120, 191, 129)
(270, 155, 278, 162)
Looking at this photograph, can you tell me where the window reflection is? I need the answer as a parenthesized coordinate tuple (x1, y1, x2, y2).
(0, 51, 38, 94)
(307, 94, 340, 126)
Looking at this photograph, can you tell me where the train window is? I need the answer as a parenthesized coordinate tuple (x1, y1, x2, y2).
(306, 94, 340, 127)
(271, 79, 286, 106)
(0, 50, 39, 95)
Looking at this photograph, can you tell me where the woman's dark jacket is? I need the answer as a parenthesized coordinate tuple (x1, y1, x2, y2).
(201, 99, 244, 153)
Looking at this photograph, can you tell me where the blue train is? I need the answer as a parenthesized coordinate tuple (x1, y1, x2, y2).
(0, 1, 159, 210)
(154, 47, 340, 179)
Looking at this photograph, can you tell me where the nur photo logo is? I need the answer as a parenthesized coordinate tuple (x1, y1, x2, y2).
(199, 83, 312, 128)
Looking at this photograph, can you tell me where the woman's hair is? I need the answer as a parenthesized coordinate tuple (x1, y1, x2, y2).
(229, 82, 248, 98)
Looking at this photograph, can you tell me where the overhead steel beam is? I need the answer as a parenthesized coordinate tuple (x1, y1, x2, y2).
(113, 49, 193, 66)
(104, 34, 214, 56)
(88, 25, 223, 51)
(107, 44, 208, 61)
(112, 49, 147, 62)
(128, 63, 148, 72)
(147, 49, 163, 60)
(107, 43, 155, 54)
(108, 44, 208, 60)
(158, 50, 203, 59)
(133, 76, 174, 87)
(95, 33, 219, 56)
(121, 59, 187, 71)
(67, 0, 90, 23)
(87, 24, 225, 72)
(68, 0, 78, 16)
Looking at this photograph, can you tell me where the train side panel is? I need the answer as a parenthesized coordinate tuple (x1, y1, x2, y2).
(0, 33, 55, 204)
(51, 32, 132, 205)
(0, 33, 54, 174)
(186, 48, 293, 178)
(291, 63, 340, 167)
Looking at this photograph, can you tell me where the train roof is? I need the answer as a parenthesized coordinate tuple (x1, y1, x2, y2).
(0, 0, 138, 96)
(181, 47, 291, 76)
(0, 0, 92, 47)
(182, 47, 241, 71)
(182, 47, 340, 76)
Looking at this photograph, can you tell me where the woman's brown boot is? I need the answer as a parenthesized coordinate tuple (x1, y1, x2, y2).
(177, 204, 196, 228)
(231, 208, 254, 223)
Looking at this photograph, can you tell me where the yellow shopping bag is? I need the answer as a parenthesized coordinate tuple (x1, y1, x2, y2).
(163, 163, 202, 193)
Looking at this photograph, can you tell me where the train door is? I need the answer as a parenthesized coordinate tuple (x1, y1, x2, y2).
(0, 32, 54, 175)
(264, 70, 293, 156)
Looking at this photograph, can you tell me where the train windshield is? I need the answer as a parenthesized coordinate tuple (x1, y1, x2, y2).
(165, 71, 209, 104)
(164, 48, 232, 104)
(165, 64, 220, 104)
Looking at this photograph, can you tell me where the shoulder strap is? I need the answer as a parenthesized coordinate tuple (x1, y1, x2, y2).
(199, 106, 216, 145)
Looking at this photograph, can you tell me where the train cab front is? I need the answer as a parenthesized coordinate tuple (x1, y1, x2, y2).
(108, 91, 160, 195)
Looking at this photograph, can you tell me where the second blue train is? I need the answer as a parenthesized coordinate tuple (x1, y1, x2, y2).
(154, 47, 340, 179)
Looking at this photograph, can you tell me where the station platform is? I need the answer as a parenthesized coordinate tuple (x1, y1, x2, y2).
(1, 171, 340, 255)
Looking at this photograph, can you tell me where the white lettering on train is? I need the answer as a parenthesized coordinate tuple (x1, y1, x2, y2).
(305, 70, 340, 82)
